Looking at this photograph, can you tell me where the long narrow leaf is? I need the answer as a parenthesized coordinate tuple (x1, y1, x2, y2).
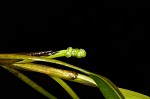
(90, 74, 125, 99)
(119, 88, 150, 99)
(2, 66, 57, 99)
(51, 76, 79, 99)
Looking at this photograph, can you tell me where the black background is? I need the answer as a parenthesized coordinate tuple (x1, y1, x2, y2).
(0, 1, 150, 99)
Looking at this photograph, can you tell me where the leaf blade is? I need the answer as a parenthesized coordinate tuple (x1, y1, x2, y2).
(90, 74, 125, 99)
(119, 88, 150, 99)
(2, 66, 57, 99)
(51, 76, 79, 99)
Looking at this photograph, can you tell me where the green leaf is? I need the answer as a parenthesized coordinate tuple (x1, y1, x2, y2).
(50, 76, 79, 99)
(2, 66, 57, 99)
(90, 74, 125, 99)
(119, 88, 150, 99)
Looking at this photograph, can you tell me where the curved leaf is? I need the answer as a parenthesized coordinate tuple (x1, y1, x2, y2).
(2, 66, 57, 99)
(119, 88, 150, 99)
(90, 74, 125, 99)
(51, 76, 79, 99)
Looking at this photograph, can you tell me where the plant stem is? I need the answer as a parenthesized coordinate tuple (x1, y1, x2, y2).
(0, 54, 92, 75)
(12, 63, 77, 80)
(0, 54, 97, 87)
(12, 63, 97, 87)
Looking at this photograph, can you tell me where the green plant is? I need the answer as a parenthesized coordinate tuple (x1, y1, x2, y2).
(0, 47, 149, 99)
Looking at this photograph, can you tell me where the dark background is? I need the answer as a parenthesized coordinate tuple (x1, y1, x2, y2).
(0, 1, 150, 99)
